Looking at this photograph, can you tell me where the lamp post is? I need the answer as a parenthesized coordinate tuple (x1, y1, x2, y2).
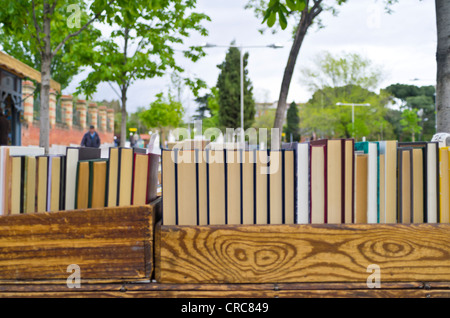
(336, 102, 371, 138)
(202, 42, 283, 144)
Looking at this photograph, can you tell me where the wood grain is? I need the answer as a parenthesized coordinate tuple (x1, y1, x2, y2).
(156, 223, 450, 284)
(0, 282, 448, 298)
(0, 199, 160, 281)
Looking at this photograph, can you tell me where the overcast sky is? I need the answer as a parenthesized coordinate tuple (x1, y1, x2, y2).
(64, 0, 437, 120)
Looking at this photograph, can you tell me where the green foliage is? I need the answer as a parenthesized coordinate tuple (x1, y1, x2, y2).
(384, 84, 436, 141)
(127, 107, 147, 135)
(284, 101, 300, 141)
(301, 85, 394, 140)
(76, 0, 210, 99)
(301, 51, 384, 92)
(400, 108, 422, 142)
(216, 46, 256, 130)
(139, 92, 184, 130)
(299, 51, 392, 141)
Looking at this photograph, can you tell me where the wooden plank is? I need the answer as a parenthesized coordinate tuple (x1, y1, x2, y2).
(0, 289, 449, 298)
(0, 199, 159, 281)
(156, 223, 450, 284)
(0, 281, 448, 298)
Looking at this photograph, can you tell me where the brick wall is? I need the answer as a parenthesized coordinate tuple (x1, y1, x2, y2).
(22, 124, 114, 147)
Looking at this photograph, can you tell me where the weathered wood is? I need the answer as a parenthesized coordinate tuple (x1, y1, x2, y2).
(0, 288, 449, 298)
(0, 199, 160, 281)
(156, 223, 450, 284)
(0, 281, 448, 297)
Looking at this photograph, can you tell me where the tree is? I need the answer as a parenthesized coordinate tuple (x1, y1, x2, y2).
(77, 0, 209, 147)
(216, 45, 256, 130)
(384, 84, 436, 141)
(246, 0, 347, 135)
(400, 108, 422, 142)
(139, 92, 184, 138)
(436, 0, 450, 133)
(0, 0, 132, 152)
(193, 94, 211, 120)
(0, 21, 99, 91)
(284, 101, 300, 141)
(298, 51, 392, 140)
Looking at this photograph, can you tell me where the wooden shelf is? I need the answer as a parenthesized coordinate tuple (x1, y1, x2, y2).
(156, 222, 450, 284)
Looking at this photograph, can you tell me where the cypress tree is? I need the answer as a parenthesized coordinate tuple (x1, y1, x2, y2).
(284, 101, 301, 142)
(216, 46, 255, 130)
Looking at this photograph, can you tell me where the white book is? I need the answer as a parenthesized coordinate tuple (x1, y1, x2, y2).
(427, 142, 438, 223)
(297, 142, 310, 224)
(367, 143, 378, 224)
(65, 148, 79, 211)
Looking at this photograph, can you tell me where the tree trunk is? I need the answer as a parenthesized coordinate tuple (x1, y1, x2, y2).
(273, 13, 310, 134)
(39, 3, 52, 153)
(120, 87, 128, 147)
(436, 0, 450, 132)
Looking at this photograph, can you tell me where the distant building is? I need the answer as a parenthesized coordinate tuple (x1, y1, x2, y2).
(0, 51, 114, 146)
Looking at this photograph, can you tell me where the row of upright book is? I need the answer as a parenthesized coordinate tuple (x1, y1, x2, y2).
(0, 146, 159, 215)
(161, 139, 449, 225)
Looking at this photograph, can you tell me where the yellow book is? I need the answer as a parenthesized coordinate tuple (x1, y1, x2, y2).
(208, 150, 225, 225)
(226, 150, 241, 225)
(36, 156, 48, 213)
(255, 150, 268, 224)
(24, 156, 36, 214)
(440, 147, 450, 223)
(177, 150, 197, 225)
(162, 150, 176, 225)
(355, 154, 368, 224)
(10, 156, 22, 215)
(197, 150, 208, 225)
(91, 160, 107, 209)
(76, 161, 90, 210)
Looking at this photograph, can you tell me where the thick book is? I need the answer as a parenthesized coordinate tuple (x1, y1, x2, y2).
(10, 156, 22, 215)
(343, 139, 355, 224)
(208, 150, 226, 225)
(355, 152, 368, 224)
(89, 159, 107, 209)
(35, 156, 48, 213)
(379, 141, 398, 223)
(226, 149, 241, 225)
(75, 161, 90, 210)
(162, 149, 176, 225)
(242, 150, 255, 225)
(398, 148, 413, 223)
(439, 147, 450, 223)
(355, 142, 379, 224)
(106, 147, 119, 207)
(146, 153, 160, 204)
(269, 150, 283, 224)
(310, 142, 326, 224)
(117, 148, 133, 207)
(284, 149, 295, 225)
(131, 152, 149, 206)
(65, 147, 101, 210)
(255, 150, 269, 224)
(297, 142, 310, 224)
(23, 156, 36, 214)
(177, 150, 197, 225)
(48, 156, 62, 212)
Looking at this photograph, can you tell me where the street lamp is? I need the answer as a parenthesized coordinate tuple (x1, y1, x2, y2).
(201, 42, 283, 144)
(336, 102, 371, 138)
